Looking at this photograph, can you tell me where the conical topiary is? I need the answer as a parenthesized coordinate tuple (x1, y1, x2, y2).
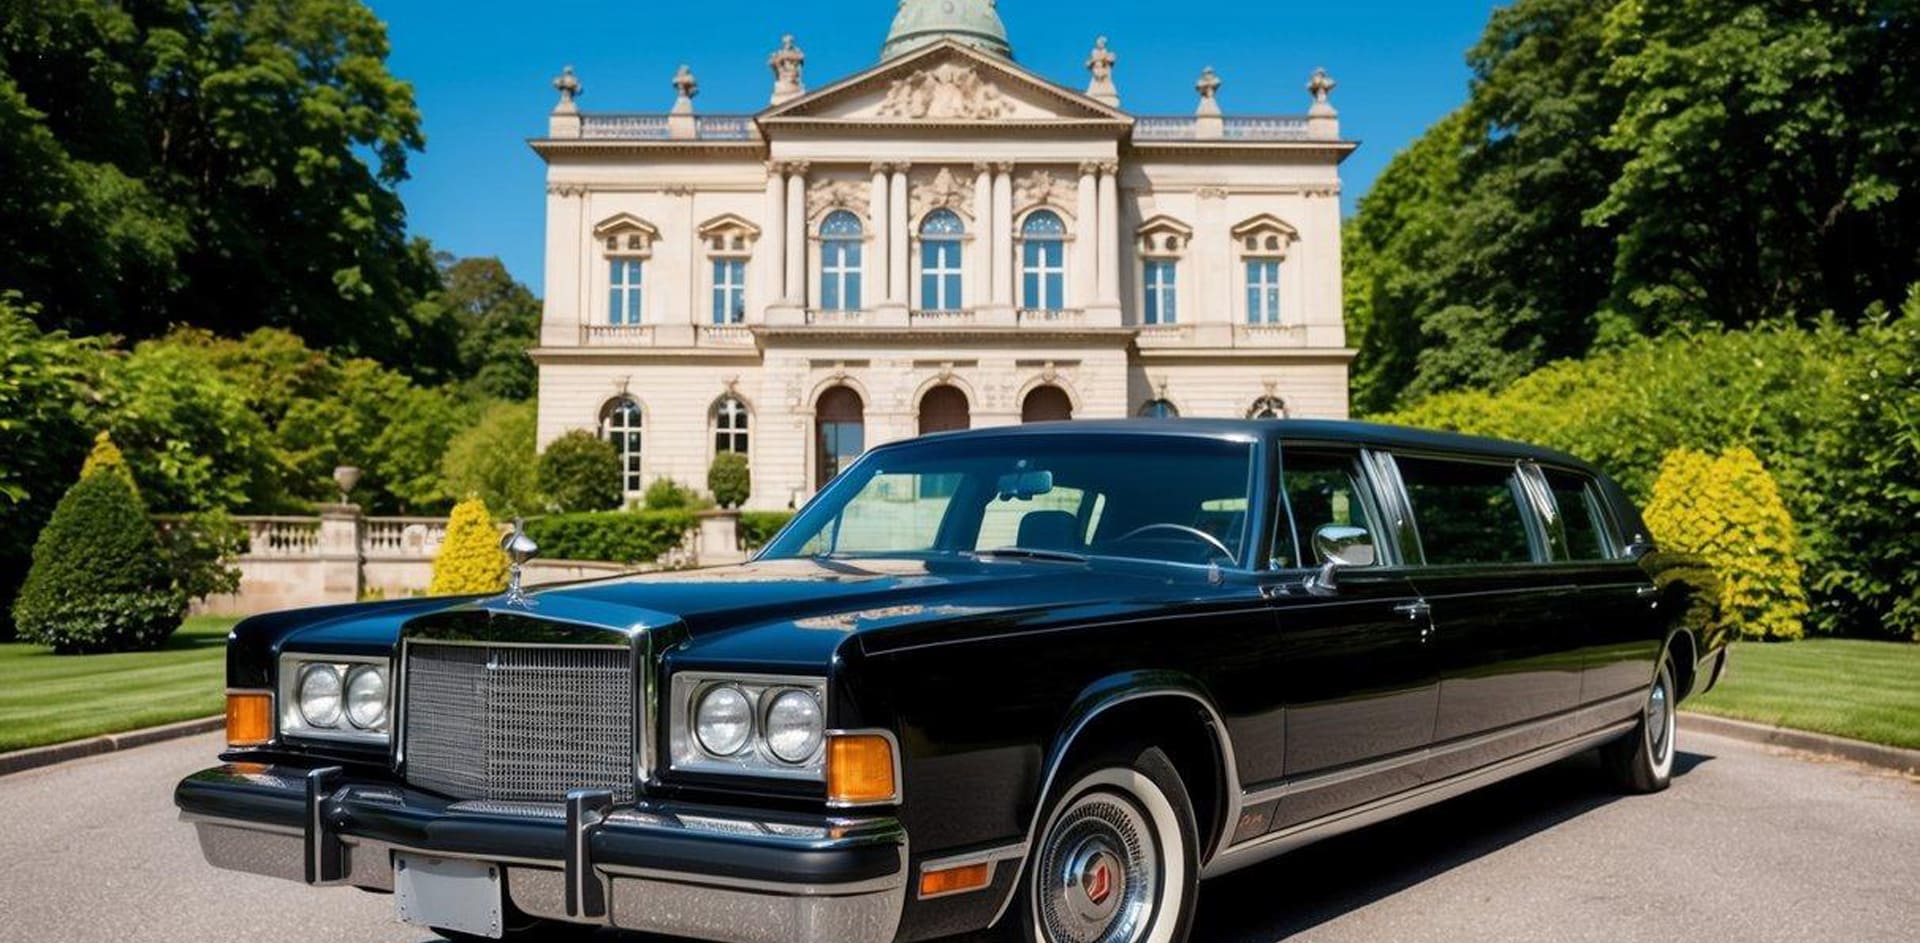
(79, 430, 137, 491)
(428, 497, 509, 595)
(13, 443, 186, 653)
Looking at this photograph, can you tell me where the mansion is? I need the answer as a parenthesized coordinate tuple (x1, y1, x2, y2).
(531, 0, 1356, 509)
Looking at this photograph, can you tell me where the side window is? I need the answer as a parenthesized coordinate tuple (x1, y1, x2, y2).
(1396, 456, 1537, 565)
(1544, 469, 1619, 560)
(1276, 449, 1376, 568)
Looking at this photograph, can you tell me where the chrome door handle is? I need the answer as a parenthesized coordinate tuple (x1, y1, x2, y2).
(1635, 585, 1660, 599)
(1394, 600, 1431, 621)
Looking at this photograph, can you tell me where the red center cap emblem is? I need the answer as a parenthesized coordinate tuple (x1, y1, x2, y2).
(1084, 860, 1113, 906)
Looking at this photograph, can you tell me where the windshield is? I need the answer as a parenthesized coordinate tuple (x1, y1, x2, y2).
(762, 434, 1257, 567)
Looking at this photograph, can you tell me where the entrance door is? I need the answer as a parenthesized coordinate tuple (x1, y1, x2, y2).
(814, 386, 865, 490)
(918, 385, 970, 435)
(1021, 385, 1072, 422)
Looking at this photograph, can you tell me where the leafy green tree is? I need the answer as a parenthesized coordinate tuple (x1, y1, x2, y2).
(100, 336, 284, 512)
(421, 256, 542, 401)
(13, 446, 185, 653)
(538, 430, 622, 513)
(442, 401, 541, 518)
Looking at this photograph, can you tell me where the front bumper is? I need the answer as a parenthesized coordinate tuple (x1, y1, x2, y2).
(175, 763, 906, 943)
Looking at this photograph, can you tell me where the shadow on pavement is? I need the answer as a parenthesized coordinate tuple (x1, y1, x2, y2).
(412, 748, 1718, 943)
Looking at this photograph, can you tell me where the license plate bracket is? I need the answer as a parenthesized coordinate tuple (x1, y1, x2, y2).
(393, 853, 504, 939)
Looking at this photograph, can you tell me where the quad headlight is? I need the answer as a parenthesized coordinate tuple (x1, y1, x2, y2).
(279, 654, 391, 744)
(671, 673, 827, 778)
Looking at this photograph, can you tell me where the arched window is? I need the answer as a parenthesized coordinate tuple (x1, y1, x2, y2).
(1138, 399, 1179, 418)
(1021, 385, 1073, 423)
(918, 384, 970, 435)
(713, 395, 750, 454)
(815, 386, 865, 490)
(600, 396, 644, 494)
(820, 211, 864, 312)
(919, 210, 965, 311)
(1021, 211, 1067, 311)
(1249, 395, 1287, 419)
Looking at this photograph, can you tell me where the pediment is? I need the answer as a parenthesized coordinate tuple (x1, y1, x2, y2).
(761, 40, 1131, 126)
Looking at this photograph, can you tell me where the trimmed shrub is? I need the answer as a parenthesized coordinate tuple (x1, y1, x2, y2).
(643, 477, 695, 511)
(429, 498, 508, 595)
(79, 431, 136, 489)
(539, 430, 622, 513)
(739, 511, 796, 551)
(1643, 447, 1808, 641)
(708, 453, 751, 510)
(526, 510, 697, 565)
(13, 458, 186, 653)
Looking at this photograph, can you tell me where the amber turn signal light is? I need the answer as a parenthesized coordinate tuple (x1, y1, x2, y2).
(826, 733, 897, 805)
(919, 862, 992, 898)
(226, 692, 273, 747)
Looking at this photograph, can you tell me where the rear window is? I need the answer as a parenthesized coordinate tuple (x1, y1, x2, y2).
(1544, 469, 1618, 560)
(1397, 456, 1537, 565)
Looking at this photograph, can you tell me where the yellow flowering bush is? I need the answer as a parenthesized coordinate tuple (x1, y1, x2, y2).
(1644, 447, 1808, 641)
(428, 497, 508, 596)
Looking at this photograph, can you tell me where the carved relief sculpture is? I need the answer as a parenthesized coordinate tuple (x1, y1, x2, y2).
(807, 179, 871, 221)
(911, 167, 977, 219)
(1014, 170, 1077, 211)
(876, 64, 1013, 120)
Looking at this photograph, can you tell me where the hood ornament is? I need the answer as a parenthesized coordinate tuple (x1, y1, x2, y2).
(501, 518, 540, 608)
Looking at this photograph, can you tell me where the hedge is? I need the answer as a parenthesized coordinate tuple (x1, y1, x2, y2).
(526, 510, 697, 565)
(739, 511, 797, 551)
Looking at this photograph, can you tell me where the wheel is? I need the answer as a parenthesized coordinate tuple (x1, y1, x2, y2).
(1602, 653, 1677, 793)
(1014, 745, 1199, 943)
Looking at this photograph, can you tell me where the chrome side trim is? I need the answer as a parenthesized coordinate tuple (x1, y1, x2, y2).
(824, 727, 905, 808)
(916, 841, 1026, 900)
(988, 686, 1240, 927)
(1203, 719, 1636, 878)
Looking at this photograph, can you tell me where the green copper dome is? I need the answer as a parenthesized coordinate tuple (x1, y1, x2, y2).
(880, 0, 1014, 61)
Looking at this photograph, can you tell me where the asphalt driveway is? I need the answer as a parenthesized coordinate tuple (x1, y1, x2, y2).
(0, 729, 1913, 942)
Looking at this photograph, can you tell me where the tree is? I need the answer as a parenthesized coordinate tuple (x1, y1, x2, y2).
(538, 430, 622, 513)
(708, 452, 751, 510)
(0, 0, 449, 374)
(427, 497, 507, 596)
(442, 401, 541, 518)
(420, 256, 541, 400)
(13, 442, 185, 653)
(101, 336, 284, 513)
(1644, 447, 1809, 641)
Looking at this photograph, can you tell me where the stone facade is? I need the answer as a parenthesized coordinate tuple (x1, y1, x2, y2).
(532, 7, 1356, 510)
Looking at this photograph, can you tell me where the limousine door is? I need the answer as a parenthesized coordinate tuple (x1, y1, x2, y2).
(1259, 446, 1438, 832)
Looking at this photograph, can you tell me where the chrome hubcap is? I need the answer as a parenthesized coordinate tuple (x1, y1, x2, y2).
(1648, 672, 1671, 763)
(1038, 792, 1156, 943)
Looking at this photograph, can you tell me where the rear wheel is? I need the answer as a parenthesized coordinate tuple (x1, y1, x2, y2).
(1603, 654, 1677, 793)
(1016, 745, 1199, 943)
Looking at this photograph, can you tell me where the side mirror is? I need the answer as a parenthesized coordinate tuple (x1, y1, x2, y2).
(1308, 524, 1375, 594)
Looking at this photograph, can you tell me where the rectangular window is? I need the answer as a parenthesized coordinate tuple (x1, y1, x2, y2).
(1246, 260, 1281, 324)
(609, 259, 644, 325)
(1544, 470, 1619, 560)
(1396, 456, 1538, 565)
(1144, 260, 1178, 325)
(823, 243, 862, 311)
(711, 259, 747, 325)
(1023, 240, 1065, 310)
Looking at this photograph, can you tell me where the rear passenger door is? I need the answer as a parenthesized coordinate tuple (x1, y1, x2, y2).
(1535, 466, 1662, 713)
(1391, 454, 1585, 782)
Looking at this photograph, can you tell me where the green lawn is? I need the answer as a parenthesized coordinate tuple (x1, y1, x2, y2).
(0, 616, 236, 753)
(1688, 638, 1920, 750)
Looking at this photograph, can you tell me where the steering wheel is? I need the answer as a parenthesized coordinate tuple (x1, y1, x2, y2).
(1113, 523, 1235, 562)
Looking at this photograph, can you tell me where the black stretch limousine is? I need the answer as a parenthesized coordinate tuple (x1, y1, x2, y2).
(177, 420, 1726, 943)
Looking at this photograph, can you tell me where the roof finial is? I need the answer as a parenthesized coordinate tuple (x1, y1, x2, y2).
(1195, 67, 1224, 139)
(1085, 36, 1120, 107)
(551, 65, 581, 113)
(1306, 67, 1340, 140)
(769, 34, 806, 106)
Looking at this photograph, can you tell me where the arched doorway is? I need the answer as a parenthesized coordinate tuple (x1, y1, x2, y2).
(815, 386, 865, 490)
(918, 385, 970, 435)
(1021, 385, 1073, 423)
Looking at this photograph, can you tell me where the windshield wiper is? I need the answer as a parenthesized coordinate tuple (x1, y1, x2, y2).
(971, 547, 1089, 564)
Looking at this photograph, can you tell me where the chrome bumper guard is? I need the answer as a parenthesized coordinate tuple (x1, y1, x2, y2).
(176, 764, 906, 943)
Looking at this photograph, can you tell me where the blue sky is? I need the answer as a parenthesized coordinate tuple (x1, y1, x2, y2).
(372, 1, 1493, 288)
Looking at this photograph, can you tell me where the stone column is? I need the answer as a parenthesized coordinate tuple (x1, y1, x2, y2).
(784, 162, 807, 306)
(318, 504, 365, 605)
(763, 163, 786, 306)
(972, 163, 994, 309)
(1075, 161, 1100, 310)
(890, 165, 910, 306)
(870, 163, 891, 304)
(991, 163, 1015, 308)
(1097, 161, 1121, 306)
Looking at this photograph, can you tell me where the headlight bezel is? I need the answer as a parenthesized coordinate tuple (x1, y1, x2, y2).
(669, 672, 828, 780)
(277, 653, 392, 745)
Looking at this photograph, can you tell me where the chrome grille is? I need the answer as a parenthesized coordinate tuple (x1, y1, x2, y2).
(402, 643, 636, 803)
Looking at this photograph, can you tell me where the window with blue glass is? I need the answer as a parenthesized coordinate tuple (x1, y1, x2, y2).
(609, 258, 644, 325)
(1144, 260, 1178, 325)
(1247, 259, 1282, 324)
(1021, 211, 1067, 311)
(712, 259, 747, 324)
(820, 211, 864, 311)
(919, 210, 965, 310)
